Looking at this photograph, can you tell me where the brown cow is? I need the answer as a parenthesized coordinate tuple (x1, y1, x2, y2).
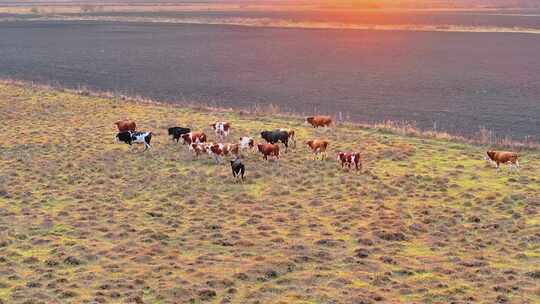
(485, 151, 520, 171)
(180, 132, 207, 145)
(306, 116, 332, 128)
(114, 120, 136, 132)
(337, 152, 362, 171)
(306, 139, 329, 160)
(257, 143, 280, 160)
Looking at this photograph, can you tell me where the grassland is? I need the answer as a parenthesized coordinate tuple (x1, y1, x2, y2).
(0, 82, 539, 304)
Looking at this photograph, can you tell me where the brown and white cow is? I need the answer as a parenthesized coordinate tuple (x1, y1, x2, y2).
(210, 122, 231, 140)
(278, 128, 296, 148)
(208, 143, 239, 163)
(180, 131, 207, 145)
(189, 142, 211, 158)
(306, 139, 329, 160)
(239, 136, 255, 152)
(257, 143, 280, 161)
(337, 152, 362, 171)
(485, 151, 520, 171)
(114, 120, 136, 132)
(306, 116, 333, 128)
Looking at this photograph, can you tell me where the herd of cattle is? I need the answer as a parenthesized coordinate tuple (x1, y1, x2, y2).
(113, 115, 520, 181)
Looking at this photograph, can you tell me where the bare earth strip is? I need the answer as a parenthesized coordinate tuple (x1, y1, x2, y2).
(3, 15, 540, 35)
(0, 83, 539, 303)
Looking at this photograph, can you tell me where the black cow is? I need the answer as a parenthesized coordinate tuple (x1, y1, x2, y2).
(261, 130, 290, 152)
(230, 158, 245, 182)
(116, 131, 133, 144)
(116, 131, 153, 151)
(168, 127, 191, 142)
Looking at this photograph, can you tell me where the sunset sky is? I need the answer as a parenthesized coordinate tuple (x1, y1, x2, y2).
(312, 0, 539, 9)
(1, 0, 538, 9)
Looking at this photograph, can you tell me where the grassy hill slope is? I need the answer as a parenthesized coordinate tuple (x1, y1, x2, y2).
(0, 83, 539, 304)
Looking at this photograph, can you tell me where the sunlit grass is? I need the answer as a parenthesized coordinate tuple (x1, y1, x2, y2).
(0, 82, 539, 303)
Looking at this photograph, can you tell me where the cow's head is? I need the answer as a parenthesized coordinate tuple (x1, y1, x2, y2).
(336, 152, 345, 162)
(485, 151, 496, 161)
(305, 117, 314, 125)
(231, 155, 241, 164)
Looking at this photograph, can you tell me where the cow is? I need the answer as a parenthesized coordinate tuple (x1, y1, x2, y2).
(114, 120, 136, 132)
(239, 136, 255, 152)
(208, 143, 239, 163)
(337, 152, 362, 171)
(230, 157, 245, 182)
(278, 128, 296, 148)
(306, 139, 329, 160)
(116, 131, 132, 145)
(306, 116, 332, 128)
(210, 122, 231, 140)
(116, 131, 152, 151)
(180, 132, 207, 145)
(257, 143, 280, 160)
(168, 127, 191, 142)
(485, 151, 520, 171)
(261, 130, 290, 152)
(189, 142, 211, 158)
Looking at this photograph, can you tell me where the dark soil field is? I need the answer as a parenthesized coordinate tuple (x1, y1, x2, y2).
(0, 83, 539, 304)
(0, 20, 539, 140)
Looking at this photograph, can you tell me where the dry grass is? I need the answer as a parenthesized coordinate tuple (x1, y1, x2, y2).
(0, 3, 315, 15)
(0, 83, 539, 304)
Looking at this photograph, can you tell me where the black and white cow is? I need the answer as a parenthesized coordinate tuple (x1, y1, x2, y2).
(168, 127, 191, 143)
(230, 157, 245, 182)
(116, 131, 153, 151)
